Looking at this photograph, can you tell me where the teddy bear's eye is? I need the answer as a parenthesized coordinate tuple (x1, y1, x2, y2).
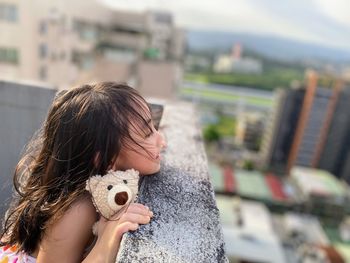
(107, 185, 113, 190)
(123, 180, 127, 184)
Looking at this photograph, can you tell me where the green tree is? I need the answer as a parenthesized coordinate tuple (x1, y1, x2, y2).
(243, 160, 255, 171)
(203, 125, 221, 143)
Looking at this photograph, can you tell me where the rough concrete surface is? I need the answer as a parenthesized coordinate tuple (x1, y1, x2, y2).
(116, 102, 228, 263)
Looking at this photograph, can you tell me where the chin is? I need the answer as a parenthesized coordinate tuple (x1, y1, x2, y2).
(141, 165, 161, 176)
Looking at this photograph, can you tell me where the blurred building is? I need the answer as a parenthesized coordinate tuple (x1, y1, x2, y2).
(341, 67, 350, 81)
(231, 43, 241, 60)
(213, 43, 262, 74)
(0, 0, 185, 98)
(213, 55, 232, 73)
(213, 55, 262, 74)
(261, 87, 305, 173)
(217, 196, 286, 263)
(287, 73, 334, 171)
(262, 71, 350, 182)
(290, 166, 348, 223)
(184, 55, 211, 72)
(318, 84, 350, 182)
(235, 113, 264, 151)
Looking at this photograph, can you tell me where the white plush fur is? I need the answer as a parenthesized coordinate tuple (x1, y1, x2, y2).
(85, 169, 140, 235)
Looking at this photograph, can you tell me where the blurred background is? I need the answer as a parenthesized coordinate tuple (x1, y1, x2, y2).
(1, 0, 350, 262)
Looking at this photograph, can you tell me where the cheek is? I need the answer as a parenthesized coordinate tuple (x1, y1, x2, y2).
(135, 140, 157, 155)
(112, 150, 128, 170)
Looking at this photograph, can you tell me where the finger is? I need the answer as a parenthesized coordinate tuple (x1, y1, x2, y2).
(127, 203, 153, 217)
(109, 206, 153, 222)
(119, 212, 152, 225)
(116, 222, 139, 237)
(129, 203, 150, 211)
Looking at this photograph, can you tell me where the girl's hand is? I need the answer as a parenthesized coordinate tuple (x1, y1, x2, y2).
(91, 203, 153, 262)
(95, 203, 153, 237)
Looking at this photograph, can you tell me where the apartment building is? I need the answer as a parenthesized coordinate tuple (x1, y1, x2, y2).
(0, 0, 185, 97)
(260, 87, 305, 173)
(261, 71, 350, 180)
(318, 84, 350, 181)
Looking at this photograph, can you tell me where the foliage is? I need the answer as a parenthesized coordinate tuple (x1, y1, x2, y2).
(215, 116, 236, 137)
(242, 160, 255, 171)
(203, 125, 221, 142)
(203, 115, 236, 143)
(185, 66, 305, 91)
(180, 87, 273, 107)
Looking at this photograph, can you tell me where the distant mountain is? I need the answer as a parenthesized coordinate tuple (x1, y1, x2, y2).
(187, 30, 350, 63)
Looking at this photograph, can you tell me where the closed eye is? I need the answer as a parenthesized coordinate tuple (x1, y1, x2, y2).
(144, 118, 154, 138)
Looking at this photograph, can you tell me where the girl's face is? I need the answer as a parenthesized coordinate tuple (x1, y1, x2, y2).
(111, 104, 166, 176)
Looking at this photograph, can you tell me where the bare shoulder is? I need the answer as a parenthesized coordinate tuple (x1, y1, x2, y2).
(68, 195, 98, 222)
(51, 195, 97, 235)
(37, 195, 98, 263)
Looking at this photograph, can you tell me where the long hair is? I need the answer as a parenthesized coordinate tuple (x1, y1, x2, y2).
(0, 82, 153, 254)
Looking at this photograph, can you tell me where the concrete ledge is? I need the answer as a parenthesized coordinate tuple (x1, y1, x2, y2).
(117, 102, 228, 262)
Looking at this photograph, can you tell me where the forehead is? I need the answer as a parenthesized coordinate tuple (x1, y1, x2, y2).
(128, 99, 152, 133)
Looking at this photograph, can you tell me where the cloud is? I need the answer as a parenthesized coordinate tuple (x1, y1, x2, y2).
(246, 0, 350, 49)
(101, 0, 350, 50)
(316, 0, 350, 27)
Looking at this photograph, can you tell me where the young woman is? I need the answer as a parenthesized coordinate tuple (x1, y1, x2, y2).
(0, 82, 166, 263)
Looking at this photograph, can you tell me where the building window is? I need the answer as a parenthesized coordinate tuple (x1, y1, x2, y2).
(39, 20, 47, 35)
(39, 43, 48, 59)
(71, 50, 94, 69)
(153, 12, 172, 24)
(73, 19, 98, 41)
(0, 47, 19, 64)
(39, 66, 47, 80)
(0, 4, 18, 22)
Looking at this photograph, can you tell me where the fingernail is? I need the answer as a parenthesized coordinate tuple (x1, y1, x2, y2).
(145, 206, 149, 210)
(149, 211, 154, 217)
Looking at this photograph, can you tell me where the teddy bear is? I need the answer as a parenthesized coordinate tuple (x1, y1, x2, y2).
(85, 169, 140, 235)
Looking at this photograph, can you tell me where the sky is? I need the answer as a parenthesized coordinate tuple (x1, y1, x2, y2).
(101, 0, 350, 51)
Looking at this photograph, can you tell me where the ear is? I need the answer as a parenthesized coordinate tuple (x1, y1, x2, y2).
(86, 175, 102, 192)
(127, 169, 140, 178)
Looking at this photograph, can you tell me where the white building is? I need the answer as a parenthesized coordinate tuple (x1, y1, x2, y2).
(213, 52, 262, 74)
(216, 196, 286, 263)
(235, 113, 264, 151)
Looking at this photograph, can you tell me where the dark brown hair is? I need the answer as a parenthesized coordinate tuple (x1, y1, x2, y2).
(0, 82, 153, 254)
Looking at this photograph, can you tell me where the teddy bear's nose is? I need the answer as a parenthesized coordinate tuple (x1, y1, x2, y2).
(115, 191, 128, 205)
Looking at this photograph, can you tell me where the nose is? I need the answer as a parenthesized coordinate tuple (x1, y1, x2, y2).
(115, 191, 129, 205)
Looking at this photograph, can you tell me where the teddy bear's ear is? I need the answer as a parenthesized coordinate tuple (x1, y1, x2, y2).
(86, 175, 102, 192)
(127, 169, 140, 178)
